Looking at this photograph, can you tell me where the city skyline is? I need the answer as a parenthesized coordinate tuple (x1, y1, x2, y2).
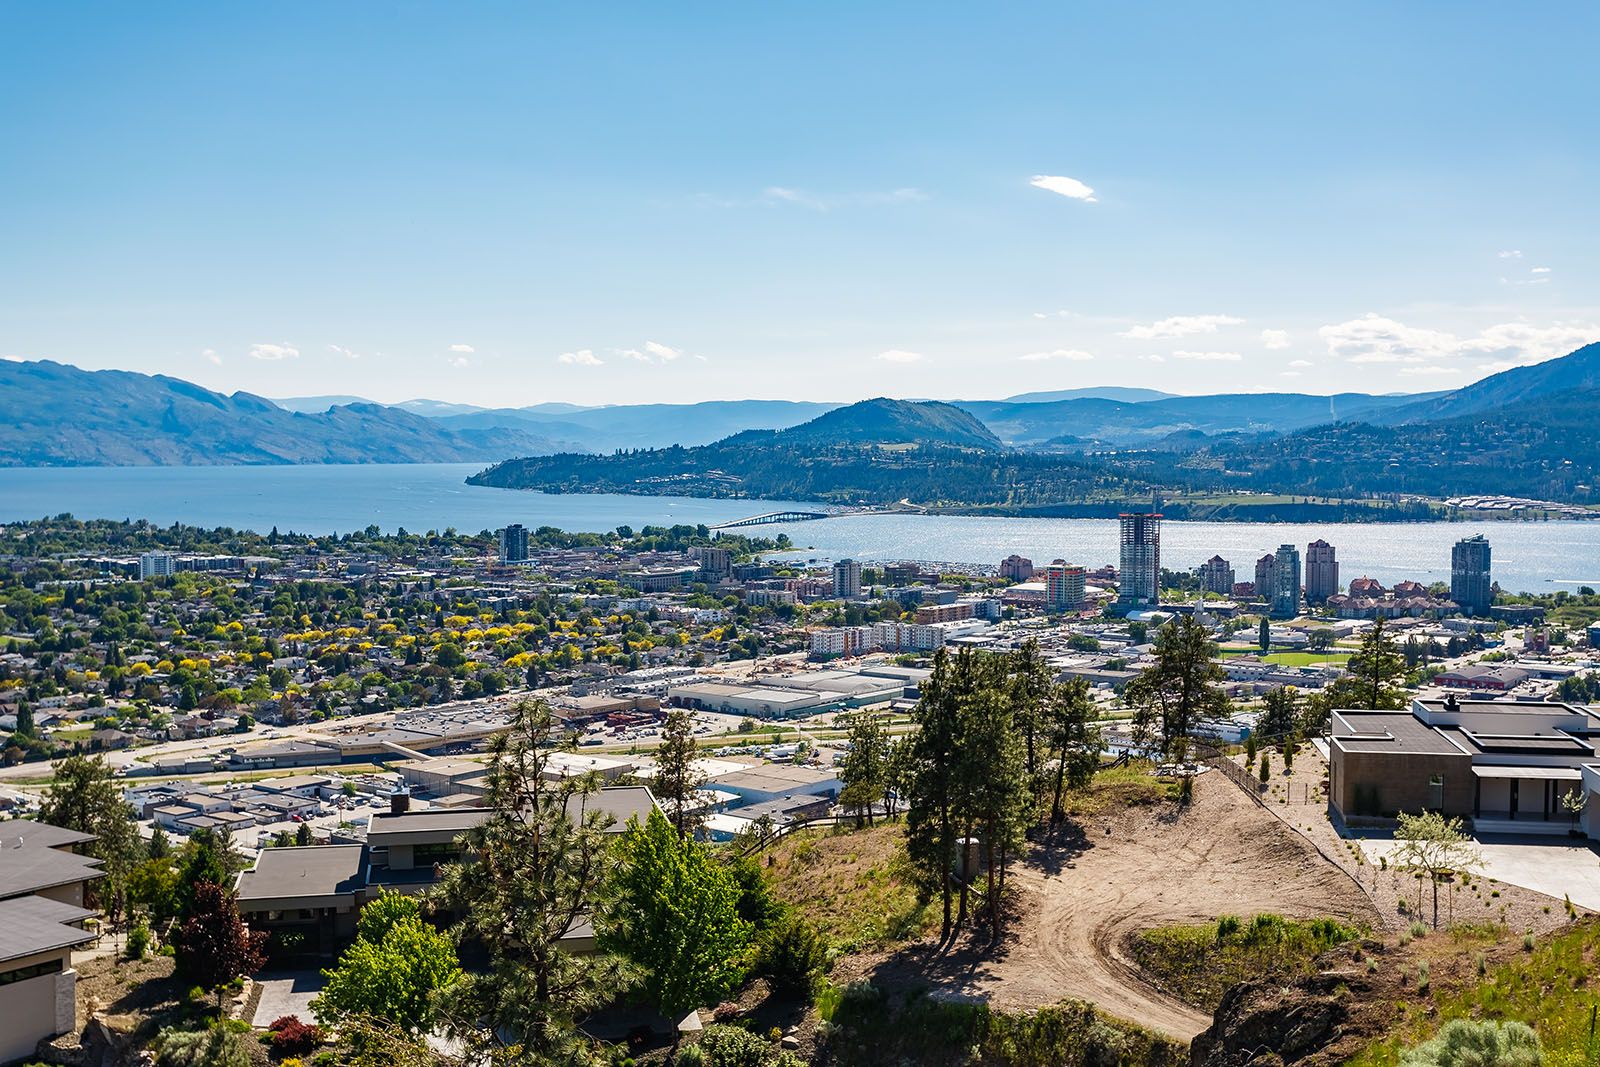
(2, 4, 1598, 407)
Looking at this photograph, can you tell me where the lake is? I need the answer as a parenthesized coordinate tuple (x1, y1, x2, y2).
(2, 463, 1597, 595)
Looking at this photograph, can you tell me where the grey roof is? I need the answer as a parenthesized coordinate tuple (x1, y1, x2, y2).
(0, 895, 98, 962)
(1332, 711, 1468, 756)
(0, 841, 105, 900)
(367, 808, 490, 843)
(0, 818, 96, 850)
(236, 845, 367, 906)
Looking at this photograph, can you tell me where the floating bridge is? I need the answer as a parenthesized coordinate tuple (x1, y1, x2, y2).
(710, 510, 832, 529)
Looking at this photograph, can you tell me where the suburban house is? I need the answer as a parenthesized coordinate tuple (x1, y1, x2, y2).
(1329, 696, 1600, 834)
(0, 820, 105, 1066)
(235, 786, 657, 958)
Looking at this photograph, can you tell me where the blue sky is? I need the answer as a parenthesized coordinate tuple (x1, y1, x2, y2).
(2, 3, 1597, 406)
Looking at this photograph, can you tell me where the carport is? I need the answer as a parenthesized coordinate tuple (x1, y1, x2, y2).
(1471, 765, 1583, 823)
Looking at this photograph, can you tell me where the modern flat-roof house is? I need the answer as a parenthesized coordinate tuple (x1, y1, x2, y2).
(235, 786, 657, 958)
(0, 820, 105, 1065)
(1329, 696, 1600, 835)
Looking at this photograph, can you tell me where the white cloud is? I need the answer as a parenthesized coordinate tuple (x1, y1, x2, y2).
(1279, 371, 1301, 378)
(1171, 350, 1243, 362)
(558, 349, 604, 367)
(1531, 266, 1552, 274)
(1260, 329, 1291, 350)
(1141, 354, 1166, 363)
(3, 353, 27, 362)
(448, 356, 471, 368)
(612, 340, 684, 364)
(763, 186, 824, 210)
(1498, 250, 1523, 259)
(876, 349, 924, 363)
(249, 342, 299, 361)
(1019, 349, 1094, 362)
(1288, 359, 1314, 368)
(448, 343, 475, 354)
(327, 344, 362, 360)
(1319, 313, 1600, 368)
(1398, 365, 1462, 376)
(1030, 175, 1097, 202)
(201, 348, 222, 366)
(1121, 314, 1244, 340)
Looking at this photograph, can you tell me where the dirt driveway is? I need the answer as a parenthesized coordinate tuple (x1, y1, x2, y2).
(852, 774, 1377, 1041)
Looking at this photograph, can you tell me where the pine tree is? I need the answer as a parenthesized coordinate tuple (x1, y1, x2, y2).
(838, 710, 890, 826)
(1126, 617, 1231, 761)
(433, 699, 624, 1061)
(1007, 638, 1052, 786)
(41, 754, 143, 925)
(1258, 686, 1299, 741)
(905, 650, 966, 941)
(653, 709, 704, 836)
(1043, 678, 1100, 823)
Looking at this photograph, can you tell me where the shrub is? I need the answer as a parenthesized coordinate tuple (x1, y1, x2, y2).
(1409, 920, 1429, 939)
(127, 922, 152, 960)
(672, 1045, 708, 1067)
(1399, 1019, 1543, 1066)
(267, 1016, 326, 1057)
(153, 1026, 254, 1067)
(760, 913, 828, 1003)
(695, 1024, 801, 1067)
(1214, 915, 1241, 941)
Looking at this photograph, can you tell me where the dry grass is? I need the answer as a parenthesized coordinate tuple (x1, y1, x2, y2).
(763, 821, 932, 953)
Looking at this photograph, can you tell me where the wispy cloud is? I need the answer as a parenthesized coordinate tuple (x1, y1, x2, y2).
(1172, 350, 1243, 362)
(448, 356, 471, 368)
(1288, 359, 1314, 368)
(249, 342, 299, 361)
(1032, 309, 1076, 321)
(1398, 365, 1462, 376)
(761, 186, 928, 211)
(1531, 267, 1552, 274)
(1018, 348, 1093, 362)
(1260, 329, 1291, 350)
(558, 349, 604, 367)
(448, 343, 475, 354)
(876, 349, 924, 364)
(1122, 314, 1244, 340)
(201, 348, 222, 366)
(328, 344, 362, 360)
(1029, 175, 1097, 202)
(1498, 250, 1523, 260)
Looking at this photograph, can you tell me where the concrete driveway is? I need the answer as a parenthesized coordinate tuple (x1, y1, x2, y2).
(252, 969, 325, 1027)
(1359, 832, 1600, 912)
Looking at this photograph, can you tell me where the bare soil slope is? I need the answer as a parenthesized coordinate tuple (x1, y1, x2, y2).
(850, 775, 1378, 1041)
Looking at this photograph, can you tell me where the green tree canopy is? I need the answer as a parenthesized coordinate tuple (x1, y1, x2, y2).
(600, 808, 752, 1034)
(315, 891, 460, 1035)
(1126, 617, 1230, 761)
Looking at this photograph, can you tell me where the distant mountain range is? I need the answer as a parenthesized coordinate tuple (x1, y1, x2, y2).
(5, 345, 1598, 510)
(0, 361, 574, 466)
(471, 343, 1600, 509)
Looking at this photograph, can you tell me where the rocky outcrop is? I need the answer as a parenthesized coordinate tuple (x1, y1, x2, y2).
(1189, 970, 1373, 1067)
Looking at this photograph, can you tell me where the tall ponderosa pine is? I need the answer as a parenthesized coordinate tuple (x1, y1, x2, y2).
(41, 754, 143, 925)
(1126, 616, 1230, 761)
(904, 649, 1035, 941)
(905, 650, 968, 941)
(433, 699, 624, 1061)
(1007, 638, 1052, 787)
(1341, 616, 1408, 711)
(1043, 678, 1101, 823)
(653, 708, 704, 836)
(1257, 685, 1300, 741)
(838, 710, 890, 826)
(600, 809, 751, 1041)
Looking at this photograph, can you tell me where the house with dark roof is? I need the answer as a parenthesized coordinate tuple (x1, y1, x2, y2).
(1329, 696, 1600, 835)
(234, 786, 657, 959)
(0, 820, 104, 1065)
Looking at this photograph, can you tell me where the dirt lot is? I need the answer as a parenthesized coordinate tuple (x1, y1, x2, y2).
(845, 772, 1378, 1041)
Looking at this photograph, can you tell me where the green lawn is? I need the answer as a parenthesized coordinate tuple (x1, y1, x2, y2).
(1219, 650, 1351, 667)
